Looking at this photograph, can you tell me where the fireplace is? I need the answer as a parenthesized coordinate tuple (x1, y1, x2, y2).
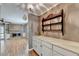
(12, 33, 16, 37)
(12, 33, 21, 37)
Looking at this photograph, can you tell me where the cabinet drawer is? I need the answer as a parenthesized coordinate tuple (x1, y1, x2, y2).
(42, 45, 53, 56)
(33, 40, 37, 45)
(53, 51, 63, 56)
(53, 45, 78, 56)
(42, 41, 52, 49)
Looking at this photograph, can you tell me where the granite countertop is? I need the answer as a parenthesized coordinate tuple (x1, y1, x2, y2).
(34, 36, 79, 54)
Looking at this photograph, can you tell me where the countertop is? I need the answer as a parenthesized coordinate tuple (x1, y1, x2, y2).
(33, 36, 79, 55)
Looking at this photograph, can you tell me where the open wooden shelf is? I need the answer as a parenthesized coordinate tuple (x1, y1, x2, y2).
(42, 22, 62, 26)
(42, 14, 62, 22)
(42, 9, 64, 35)
(43, 29, 61, 31)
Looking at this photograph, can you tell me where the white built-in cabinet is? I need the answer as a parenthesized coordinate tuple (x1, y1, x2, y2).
(32, 36, 78, 56)
(53, 45, 77, 56)
(33, 37, 54, 56)
(42, 41, 53, 56)
(32, 37, 42, 55)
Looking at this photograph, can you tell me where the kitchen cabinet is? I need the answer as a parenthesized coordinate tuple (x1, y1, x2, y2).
(32, 37, 53, 56)
(53, 45, 78, 56)
(53, 51, 63, 56)
(42, 45, 53, 56)
(32, 36, 78, 56)
(36, 39, 42, 55)
(42, 41, 53, 56)
(32, 37, 42, 55)
(32, 39, 37, 51)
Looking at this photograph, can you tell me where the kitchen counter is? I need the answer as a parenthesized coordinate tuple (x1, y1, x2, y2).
(34, 36, 79, 55)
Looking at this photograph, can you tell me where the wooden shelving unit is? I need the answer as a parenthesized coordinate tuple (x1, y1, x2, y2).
(42, 22, 62, 26)
(42, 9, 64, 35)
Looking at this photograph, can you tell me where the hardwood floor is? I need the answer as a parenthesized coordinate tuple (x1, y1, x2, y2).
(29, 49, 39, 56)
(1, 37, 28, 56)
(0, 37, 39, 56)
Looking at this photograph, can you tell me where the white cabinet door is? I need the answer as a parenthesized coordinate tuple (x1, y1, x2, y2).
(32, 37, 42, 55)
(42, 41, 53, 56)
(42, 45, 53, 56)
(36, 39, 42, 55)
(32, 39, 37, 51)
(53, 45, 78, 56)
(53, 51, 63, 56)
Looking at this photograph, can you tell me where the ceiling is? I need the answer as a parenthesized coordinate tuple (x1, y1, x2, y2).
(18, 3, 59, 16)
(0, 3, 59, 24)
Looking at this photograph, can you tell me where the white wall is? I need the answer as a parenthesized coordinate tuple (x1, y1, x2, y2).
(27, 14, 39, 48)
